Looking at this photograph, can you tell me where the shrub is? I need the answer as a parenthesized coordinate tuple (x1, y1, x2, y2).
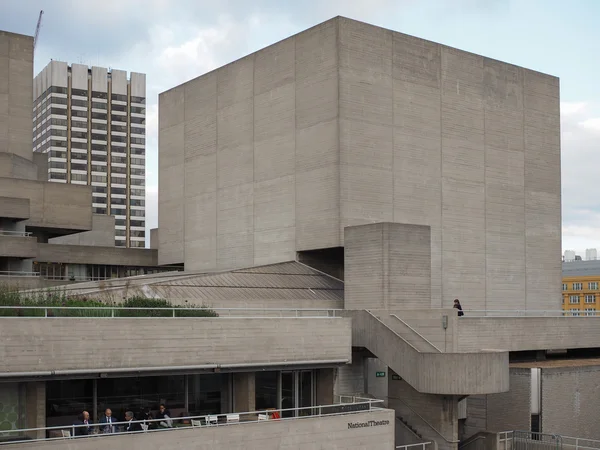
(0, 285, 218, 318)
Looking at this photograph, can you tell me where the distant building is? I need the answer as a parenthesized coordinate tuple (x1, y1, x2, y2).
(33, 61, 146, 248)
(564, 250, 576, 261)
(562, 259, 600, 315)
(586, 248, 597, 260)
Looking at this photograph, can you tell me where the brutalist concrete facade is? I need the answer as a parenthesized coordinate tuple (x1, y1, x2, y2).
(158, 16, 561, 311)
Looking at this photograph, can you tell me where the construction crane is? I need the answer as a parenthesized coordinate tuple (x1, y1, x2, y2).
(33, 10, 43, 55)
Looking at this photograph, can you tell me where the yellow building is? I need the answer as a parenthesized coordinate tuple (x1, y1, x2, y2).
(562, 260, 600, 315)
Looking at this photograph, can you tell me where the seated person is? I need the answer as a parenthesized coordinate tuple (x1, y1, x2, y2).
(124, 411, 143, 432)
(156, 404, 173, 428)
(73, 411, 91, 436)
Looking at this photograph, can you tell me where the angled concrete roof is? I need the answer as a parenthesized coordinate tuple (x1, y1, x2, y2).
(46, 261, 344, 309)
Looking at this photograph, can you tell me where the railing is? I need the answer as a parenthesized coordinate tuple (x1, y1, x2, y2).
(0, 399, 384, 445)
(499, 431, 600, 450)
(390, 314, 442, 353)
(0, 305, 343, 318)
(389, 395, 459, 444)
(0, 271, 39, 278)
(0, 230, 32, 237)
(464, 310, 600, 318)
(397, 442, 433, 450)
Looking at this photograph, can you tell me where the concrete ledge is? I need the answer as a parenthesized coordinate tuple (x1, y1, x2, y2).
(6, 408, 395, 450)
(458, 317, 600, 352)
(348, 310, 509, 395)
(0, 178, 93, 235)
(0, 317, 352, 375)
(0, 234, 37, 258)
(0, 196, 30, 220)
(36, 244, 157, 266)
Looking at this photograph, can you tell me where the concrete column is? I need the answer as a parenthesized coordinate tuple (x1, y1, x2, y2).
(344, 222, 431, 310)
(233, 372, 255, 413)
(316, 368, 335, 405)
(25, 381, 46, 440)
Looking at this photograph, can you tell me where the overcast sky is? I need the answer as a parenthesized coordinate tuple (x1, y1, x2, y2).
(1, 0, 599, 255)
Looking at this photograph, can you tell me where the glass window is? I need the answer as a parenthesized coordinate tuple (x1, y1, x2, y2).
(130, 220, 145, 228)
(93, 207, 107, 215)
(50, 172, 67, 180)
(131, 148, 145, 156)
(92, 186, 107, 194)
(97, 376, 186, 422)
(589, 282, 598, 290)
(189, 374, 226, 416)
(112, 187, 126, 195)
(131, 116, 145, 125)
(71, 99, 88, 108)
(71, 140, 88, 150)
(71, 88, 88, 97)
(71, 131, 88, 140)
(51, 86, 68, 94)
(131, 96, 146, 104)
(255, 372, 278, 412)
(71, 163, 87, 172)
(46, 380, 93, 428)
(574, 283, 583, 290)
(131, 106, 145, 114)
(111, 104, 127, 113)
(92, 101, 107, 110)
(72, 109, 88, 118)
(91, 133, 106, 141)
(71, 173, 88, 182)
(585, 294, 596, 303)
(562, 283, 568, 291)
(92, 91, 107, 99)
(112, 135, 127, 143)
(570, 295, 580, 304)
(111, 93, 127, 102)
(111, 124, 127, 133)
(130, 209, 145, 217)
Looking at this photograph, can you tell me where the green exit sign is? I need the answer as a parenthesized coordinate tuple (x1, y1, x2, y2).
(376, 371, 386, 378)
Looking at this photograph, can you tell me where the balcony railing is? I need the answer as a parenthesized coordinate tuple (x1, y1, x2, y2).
(0, 398, 384, 445)
(0, 230, 32, 237)
(463, 310, 600, 318)
(397, 442, 432, 450)
(0, 306, 343, 318)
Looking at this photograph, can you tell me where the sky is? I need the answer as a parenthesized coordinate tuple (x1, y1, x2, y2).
(1, 0, 599, 255)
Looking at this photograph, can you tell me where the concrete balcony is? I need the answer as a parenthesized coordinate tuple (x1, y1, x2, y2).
(1, 403, 394, 449)
(0, 232, 38, 258)
(0, 312, 352, 378)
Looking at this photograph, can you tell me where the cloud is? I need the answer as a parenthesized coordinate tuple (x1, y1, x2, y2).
(561, 101, 600, 255)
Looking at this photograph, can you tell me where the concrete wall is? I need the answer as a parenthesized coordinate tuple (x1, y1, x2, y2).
(349, 310, 509, 395)
(388, 377, 458, 450)
(457, 317, 600, 352)
(0, 196, 29, 220)
(13, 409, 395, 450)
(0, 178, 92, 234)
(150, 228, 158, 249)
(391, 309, 458, 353)
(0, 317, 351, 375)
(334, 352, 366, 396)
(541, 365, 600, 439)
(158, 17, 560, 311)
(50, 215, 116, 247)
(0, 31, 33, 161)
(158, 19, 340, 269)
(0, 153, 38, 180)
(345, 223, 431, 310)
(0, 234, 37, 258)
(36, 243, 156, 266)
(486, 368, 531, 433)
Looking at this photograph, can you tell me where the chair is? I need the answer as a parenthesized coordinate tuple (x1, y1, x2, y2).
(191, 419, 202, 428)
(61, 430, 71, 438)
(226, 414, 239, 423)
(141, 424, 149, 432)
(207, 415, 218, 425)
(258, 414, 268, 421)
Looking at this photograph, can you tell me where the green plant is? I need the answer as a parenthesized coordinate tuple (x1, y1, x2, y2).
(0, 285, 218, 318)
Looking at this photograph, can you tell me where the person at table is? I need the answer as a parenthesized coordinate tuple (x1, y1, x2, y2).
(124, 411, 143, 432)
(156, 404, 173, 428)
(99, 408, 117, 434)
(73, 411, 91, 436)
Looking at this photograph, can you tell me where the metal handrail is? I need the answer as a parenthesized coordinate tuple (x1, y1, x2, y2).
(0, 271, 40, 277)
(463, 310, 600, 317)
(389, 395, 459, 444)
(0, 305, 343, 318)
(0, 398, 384, 445)
(390, 314, 442, 353)
(0, 230, 32, 237)
(397, 442, 432, 450)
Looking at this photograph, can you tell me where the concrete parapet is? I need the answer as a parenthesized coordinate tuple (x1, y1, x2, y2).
(0, 317, 352, 376)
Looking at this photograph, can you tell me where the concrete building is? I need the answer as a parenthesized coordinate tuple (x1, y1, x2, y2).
(33, 61, 146, 248)
(562, 259, 600, 316)
(0, 31, 166, 290)
(158, 16, 561, 312)
(3, 17, 600, 450)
